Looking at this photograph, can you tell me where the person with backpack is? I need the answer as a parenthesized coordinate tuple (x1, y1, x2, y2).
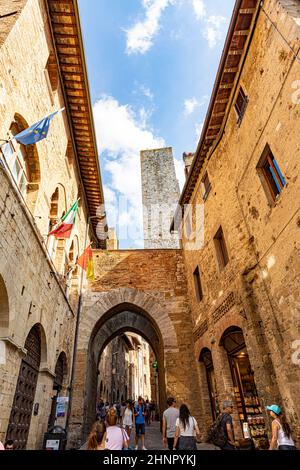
(173, 404, 201, 450)
(208, 401, 239, 450)
(134, 396, 147, 450)
(267, 404, 297, 450)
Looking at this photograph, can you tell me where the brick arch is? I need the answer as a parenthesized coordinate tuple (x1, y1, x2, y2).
(25, 322, 48, 367)
(79, 287, 178, 351)
(82, 303, 168, 440)
(214, 314, 245, 346)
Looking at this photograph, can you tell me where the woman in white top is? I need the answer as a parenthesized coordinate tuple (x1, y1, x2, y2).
(123, 400, 134, 438)
(267, 404, 297, 450)
(173, 404, 201, 450)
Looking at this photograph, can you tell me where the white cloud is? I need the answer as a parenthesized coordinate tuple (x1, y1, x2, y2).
(192, 0, 206, 20)
(192, 1, 227, 49)
(203, 15, 227, 49)
(195, 121, 204, 142)
(93, 95, 165, 246)
(184, 97, 199, 116)
(140, 84, 154, 100)
(174, 158, 185, 191)
(125, 0, 175, 54)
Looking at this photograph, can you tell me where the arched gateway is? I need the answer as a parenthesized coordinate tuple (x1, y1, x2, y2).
(67, 249, 202, 448)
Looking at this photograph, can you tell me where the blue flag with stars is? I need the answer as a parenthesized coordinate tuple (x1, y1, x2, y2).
(14, 109, 64, 145)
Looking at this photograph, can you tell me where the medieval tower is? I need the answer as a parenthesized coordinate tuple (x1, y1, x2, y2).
(140, 147, 180, 248)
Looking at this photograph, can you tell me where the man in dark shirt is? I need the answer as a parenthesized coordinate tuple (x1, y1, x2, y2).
(221, 401, 239, 450)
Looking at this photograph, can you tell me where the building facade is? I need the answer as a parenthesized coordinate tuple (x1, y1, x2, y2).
(0, 0, 106, 450)
(179, 0, 300, 447)
(1, 0, 300, 452)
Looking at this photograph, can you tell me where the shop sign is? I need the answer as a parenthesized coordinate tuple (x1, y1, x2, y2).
(55, 396, 69, 418)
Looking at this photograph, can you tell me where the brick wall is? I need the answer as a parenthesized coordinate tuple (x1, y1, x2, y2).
(182, 0, 300, 442)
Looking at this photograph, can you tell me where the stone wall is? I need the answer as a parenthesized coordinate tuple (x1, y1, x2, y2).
(0, 0, 93, 449)
(68, 249, 201, 447)
(182, 0, 300, 442)
(141, 148, 180, 248)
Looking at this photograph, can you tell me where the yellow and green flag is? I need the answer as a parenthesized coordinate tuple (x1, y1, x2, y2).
(76, 244, 94, 280)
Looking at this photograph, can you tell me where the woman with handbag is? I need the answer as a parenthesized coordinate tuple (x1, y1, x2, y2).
(173, 404, 201, 450)
(103, 408, 129, 450)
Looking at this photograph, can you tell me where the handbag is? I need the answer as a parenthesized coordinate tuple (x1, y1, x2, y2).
(120, 426, 130, 450)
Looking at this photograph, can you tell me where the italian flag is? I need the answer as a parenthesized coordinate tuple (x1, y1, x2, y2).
(48, 200, 78, 239)
(77, 245, 94, 280)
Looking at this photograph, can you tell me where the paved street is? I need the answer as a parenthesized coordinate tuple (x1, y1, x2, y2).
(130, 421, 219, 451)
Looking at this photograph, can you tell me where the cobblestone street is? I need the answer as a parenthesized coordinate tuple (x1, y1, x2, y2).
(130, 422, 218, 451)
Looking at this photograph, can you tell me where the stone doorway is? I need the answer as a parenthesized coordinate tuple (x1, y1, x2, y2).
(75, 306, 167, 445)
(6, 325, 41, 450)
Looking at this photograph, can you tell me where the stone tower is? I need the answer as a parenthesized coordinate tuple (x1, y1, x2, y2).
(140, 147, 180, 248)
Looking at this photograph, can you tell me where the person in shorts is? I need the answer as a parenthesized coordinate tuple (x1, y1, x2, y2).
(162, 397, 179, 450)
(134, 396, 146, 450)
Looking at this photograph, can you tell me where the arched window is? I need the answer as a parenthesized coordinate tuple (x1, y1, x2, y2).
(0, 274, 9, 335)
(47, 185, 67, 271)
(0, 114, 40, 210)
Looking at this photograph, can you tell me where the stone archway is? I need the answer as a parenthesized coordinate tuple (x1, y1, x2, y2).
(67, 284, 201, 448)
(83, 307, 167, 440)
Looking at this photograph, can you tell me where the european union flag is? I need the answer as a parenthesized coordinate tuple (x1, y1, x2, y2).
(14, 108, 64, 146)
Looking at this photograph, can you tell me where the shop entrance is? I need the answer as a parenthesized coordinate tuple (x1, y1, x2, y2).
(221, 327, 269, 450)
(199, 348, 218, 421)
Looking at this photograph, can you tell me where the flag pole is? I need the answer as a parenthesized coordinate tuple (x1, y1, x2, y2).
(65, 213, 104, 442)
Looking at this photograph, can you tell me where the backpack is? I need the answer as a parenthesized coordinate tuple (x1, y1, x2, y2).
(207, 413, 228, 448)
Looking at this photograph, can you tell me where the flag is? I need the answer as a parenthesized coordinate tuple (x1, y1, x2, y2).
(48, 200, 78, 239)
(14, 108, 64, 146)
(77, 245, 94, 280)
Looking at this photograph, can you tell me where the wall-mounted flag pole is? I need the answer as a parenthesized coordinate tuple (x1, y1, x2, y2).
(48, 199, 79, 239)
(76, 244, 94, 281)
(13, 107, 65, 146)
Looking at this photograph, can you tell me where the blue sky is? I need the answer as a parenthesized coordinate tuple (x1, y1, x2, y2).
(78, 0, 235, 248)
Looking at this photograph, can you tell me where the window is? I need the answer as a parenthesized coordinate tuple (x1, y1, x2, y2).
(193, 266, 203, 302)
(234, 87, 248, 124)
(257, 145, 286, 204)
(1, 140, 28, 198)
(202, 172, 211, 201)
(214, 226, 229, 270)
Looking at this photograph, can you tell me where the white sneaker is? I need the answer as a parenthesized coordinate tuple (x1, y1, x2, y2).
(142, 446, 147, 450)
(135, 445, 138, 450)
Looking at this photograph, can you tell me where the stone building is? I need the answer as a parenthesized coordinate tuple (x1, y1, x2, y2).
(0, 0, 106, 450)
(141, 147, 180, 248)
(1, 0, 300, 452)
(176, 0, 300, 447)
(97, 333, 152, 404)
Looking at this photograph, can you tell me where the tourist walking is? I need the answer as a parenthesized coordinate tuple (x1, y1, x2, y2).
(134, 396, 147, 450)
(123, 400, 134, 438)
(162, 397, 179, 450)
(173, 404, 201, 450)
(87, 421, 106, 450)
(145, 400, 151, 426)
(103, 408, 129, 450)
(217, 401, 239, 450)
(150, 401, 156, 422)
(267, 405, 297, 450)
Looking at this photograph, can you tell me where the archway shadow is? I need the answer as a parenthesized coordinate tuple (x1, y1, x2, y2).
(83, 304, 167, 441)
